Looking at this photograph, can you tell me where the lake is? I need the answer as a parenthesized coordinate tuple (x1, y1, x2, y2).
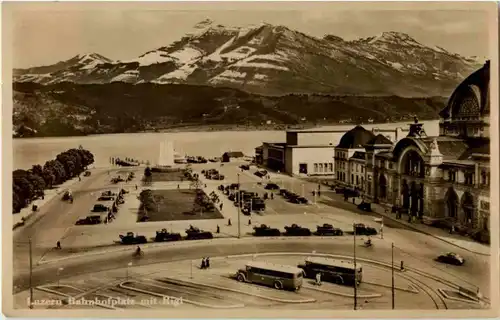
(13, 120, 440, 170)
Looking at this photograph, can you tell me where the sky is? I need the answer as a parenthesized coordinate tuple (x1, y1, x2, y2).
(7, 2, 493, 69)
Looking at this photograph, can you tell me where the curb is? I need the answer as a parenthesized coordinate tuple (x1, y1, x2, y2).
(366, 207, 489, 256)
(362, 280, 419, 294)
(437, 288, 480, 304)
(302, 284, 382, 299)
(119, 281, 243, 309)
(162, 277, 316, 304)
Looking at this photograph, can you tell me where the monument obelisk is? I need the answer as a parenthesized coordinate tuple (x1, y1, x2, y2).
(158, 139, 174, 167)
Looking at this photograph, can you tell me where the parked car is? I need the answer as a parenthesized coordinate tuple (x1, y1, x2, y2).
(357, 201, 372, 212)
(436, 252, 465, 266)
(284, 224, 312, 236)
(119, 232, 148, 245)
(101, 190, 117, 197)
(239, 165, 250, 170)
(354, 223, 378, 236)
(264, 183, 280, 190)
(185, 225, 214, 240)
(92, 204, 110, 212)
(154, 229, 182, 242)
(83, 171, 91, 177)
(253, 224, 281, 237)
(315, 223, 344, 236)
(75, 215, 102, 225)
(98, 196, 115, 201)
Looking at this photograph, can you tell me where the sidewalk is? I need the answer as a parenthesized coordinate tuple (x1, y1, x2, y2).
(368, 202, 490, 256)
(264, 172, 490, 256)
(13, 175, 85, 229)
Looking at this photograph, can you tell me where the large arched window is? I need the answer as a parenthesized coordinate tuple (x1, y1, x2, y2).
(402, 150, 426, 178)
(461, 192, 475, 224)
(379, 174, 387, 199)
(444, 187, 459, 218)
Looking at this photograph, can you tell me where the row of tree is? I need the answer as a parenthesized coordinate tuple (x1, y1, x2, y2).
(13, 148, 94, 214)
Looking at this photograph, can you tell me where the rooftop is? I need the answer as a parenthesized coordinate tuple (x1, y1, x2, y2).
(245, 261, 304, 274)
(336, 125, 376, 149)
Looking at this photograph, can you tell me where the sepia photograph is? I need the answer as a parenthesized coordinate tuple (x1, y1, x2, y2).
(2, 1, 498, 318)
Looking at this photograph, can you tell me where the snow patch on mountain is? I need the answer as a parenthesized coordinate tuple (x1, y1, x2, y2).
(156, 64, 197, 82)
(221, 46, 257, 60)
(169, 47, 203, 65)
(111, 70, 139, 82)
(234, 61, 289, 71)
(204, 36, 236, 62)
(389, 61, 404, 71)
(254, 74, 268, 80)
(209, 70, 247, 84)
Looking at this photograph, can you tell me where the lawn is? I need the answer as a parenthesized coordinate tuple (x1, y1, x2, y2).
(150, 170, 187, 182)
(137, 189, 224, 222)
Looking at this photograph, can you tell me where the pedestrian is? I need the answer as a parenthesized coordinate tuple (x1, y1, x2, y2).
(352, 198, 355, 204)
(216, 225, 220, 233)
(228, 218, 232, 226)
(248, 218, 251, 225)
(400, 260, 405, 271)
(270, 193, 274, 200)
(312, 190, 316, 197)
(220, 203, 223, 210)
(56, 241, 61, 250)
(201, 258, 206, 269)
(318, 184, 321, 191)
(206, 257, 210, 268)
(315, 273, 322, 286)
(318, 190, 321, 197)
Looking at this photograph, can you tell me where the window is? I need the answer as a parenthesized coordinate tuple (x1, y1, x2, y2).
(361, 166, 364, 173)
(299, 163, 308, 174)
(351, 174, 354, 183)
(319, 163, 324, 173)
(329, 163, 333, 172)
(448, 170, 457, 182)
(464, 172, 474, 185)
(389, 163, 393, 169)
(324, 163, 328, 172)
(314, 163, 318, 172)
(356, 176, 359, 185)
(481, 170, 488, 185)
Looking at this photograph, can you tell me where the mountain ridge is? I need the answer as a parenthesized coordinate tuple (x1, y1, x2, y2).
(14, 20, 484, 97)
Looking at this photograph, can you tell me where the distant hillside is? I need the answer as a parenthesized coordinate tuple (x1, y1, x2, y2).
(13, 82, 447, 138)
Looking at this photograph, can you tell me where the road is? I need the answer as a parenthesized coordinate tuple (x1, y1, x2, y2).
(11, 162, 491, 303)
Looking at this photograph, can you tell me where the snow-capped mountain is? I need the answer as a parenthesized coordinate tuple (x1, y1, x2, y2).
(14, 21, 483, 96)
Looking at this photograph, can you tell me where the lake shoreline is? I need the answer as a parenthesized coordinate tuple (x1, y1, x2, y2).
(13, 118, 439, 139)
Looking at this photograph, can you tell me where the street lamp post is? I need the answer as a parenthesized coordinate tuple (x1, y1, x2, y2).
(353, 223, 358, 310)
(29, 238, 33, 309)
(391, 242, 395, 309)
(237, 174, 241, 238)
(126, 262, 132, 280)
(57, 267, 64, 287)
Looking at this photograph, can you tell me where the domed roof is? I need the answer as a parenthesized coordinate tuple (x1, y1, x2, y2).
(439, 61, 490, 120)
(337, 125, 376, 149)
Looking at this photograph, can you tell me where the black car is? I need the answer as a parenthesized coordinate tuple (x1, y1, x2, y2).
(75, 215, 102, 225)
(436, 253, 465, 266)
(354, 223, 378, 236)
(357, 201, 372, 212)
(253, 224, 281, 237)
(284, 224, 312, 236)
(315, 223, 344, 236)
(119, 232, 148, 245)
(264, 183, 280, 190)
(239, 165, 250, 170)
(155, 229, 182, 242)
(92, 204, 110, 212)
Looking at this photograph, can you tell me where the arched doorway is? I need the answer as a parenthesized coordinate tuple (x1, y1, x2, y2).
(418, 183, 424, 218)
(410, 182, 418, 217)
(461, 192, 475, 225)
(379, 174, 387, 200)
(444, 187, 459, 218)
(401, 180, 409, 211)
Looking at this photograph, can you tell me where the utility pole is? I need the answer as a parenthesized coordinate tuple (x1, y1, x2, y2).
(391, 242, 395, 309)
(29, 238, 33, 309)
(237, 174, 241, 238)
(353, 224, 357, 310)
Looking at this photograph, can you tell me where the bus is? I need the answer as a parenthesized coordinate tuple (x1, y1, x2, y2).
(298, 257, 362, 286)
(236, 261, 304, 291)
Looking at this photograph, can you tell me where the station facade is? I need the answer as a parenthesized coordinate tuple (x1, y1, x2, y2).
(334, 61, 491, 238)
